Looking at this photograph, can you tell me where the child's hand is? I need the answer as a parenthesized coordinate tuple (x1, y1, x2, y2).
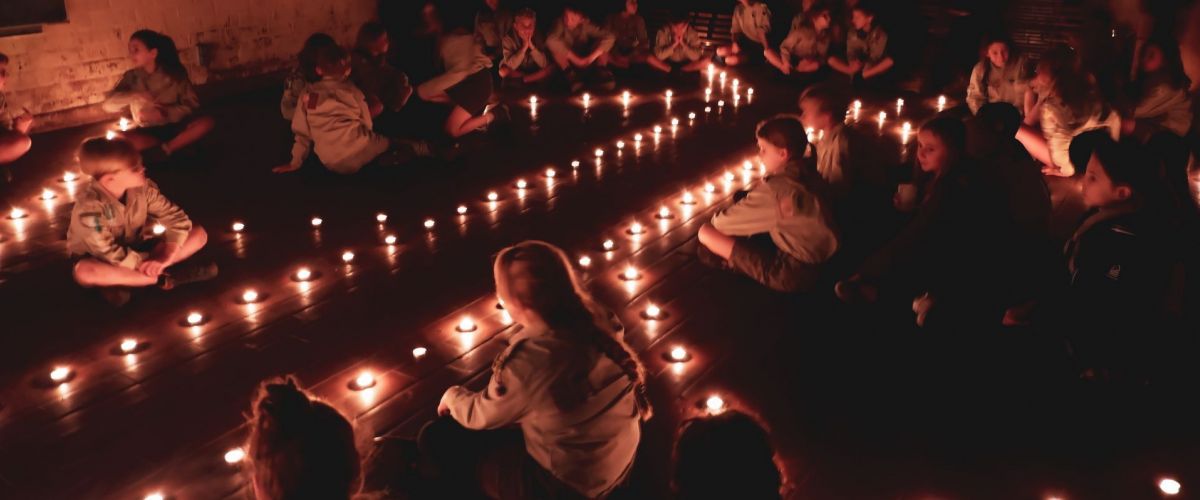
(849, 60, 864, 74)
(138, 259, 167, 278)
(14, 109, 34, 133)
(273, 163, 301, 174)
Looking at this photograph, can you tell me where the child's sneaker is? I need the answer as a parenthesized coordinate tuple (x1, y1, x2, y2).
(159, 261, 219, 290)
(99, 287, 132, 307)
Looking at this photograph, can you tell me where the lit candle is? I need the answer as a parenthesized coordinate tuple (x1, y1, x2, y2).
(704, 106, 712, 114)
(681, 191, 696, 205)
(62, 171, 78, 182)
(578, 255, 592, 267)
(529, 95, 538, 105)
(120, 338, 139, 354)
(1159, 478, 1181, 496)
(151, 223, 166, 235)
(688, 112, 696, 120)
(634, 133, 643, 142)
(656, 206, 672, 219)
(352, 371, 376, 390)
(628, 222, 644, 235)
(186, 311, 204, 326)
(616, 140, 625, 149)
(384, 234, 397, 245)
(545, 168, 556, 178)
(424, 218, 435, 229)
(241, 289, 260, 303)
(670, 118, 679, 127)
(582, 93, 591, 108)
(747, 88, 754, 97)
(594, 148, 604, 157)
(621, 90, 631, 108)
(457, 205, 468, 215)
(665, 89, 673, 99)
(670, 346, 688, 362)
(8, 207, 27, 220)
(144, 493, 165, 500)
(50, 366, 72, 383)
(622, 265, 641, 281)
(294, 267, 313, 281)
(516, 179, 528, 189)
(852, 99, 862, 121)
(40, 189, 56, 200)
(717, 100, 725, 108)
(732, 78, 739, 90)
(231, 221, 245, 232)
(653, 125, 662, 134)
(806, 127, 817, 143)
(487, 191, 499, 202)
(896, 98, 905, 115)
(456, 316, 477, 332)
(644, 303, 661, 319)
(412, 347, 428, 359)
(877, 111, 887, 129)
(719, 71, 726, 81)
(571, 160, 580, 168)
(224, 447, 246, 464)
(118, 117, 131, 131)
(901, 121, 912, 144)
(375, 213, 388, 223)
(742, 160, 753, 171)
(704, 183, 715, 193)
(937, 95, 947, 112)
(705, 87, 712, 99)
(723, 171, 735, 182)
(342, 250, 355, 262)
(311, 216, 323, 227)
(603, 239, 615, 251)
(105, 130, 117, 140)
(705, 394, 726, 414)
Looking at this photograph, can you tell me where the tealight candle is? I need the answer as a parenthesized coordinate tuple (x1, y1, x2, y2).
(384, 234, 397, 245)
(578, 255, 592, 267)
(118, 117, 131, 131)
(594, 148, 604, 157)
(896, 98, 905, 115)
(657, 206, 672, 219)
(628, 222, 644, 235)
(634, 133, 643, 142)
(653, 125, 662, 134)
(717, 100, 725, 108)
(704, 183, 715, 193)
(144, 493, 165, 500)
(616, 140, 625, 149)
(622, 90, 631, 101)
(311, 217, 323, 227)
(681, 191, 696, 205)
(153, 224, 166, 235)
(8, 207, 27, 220)
(487, 191, 499, 202)
(424, 218, 435, 229)
(294, 267, 313, 281)
(901, 121, 912, 144)
(622, 265, 641, 281)
(743, 160, 753, 171)
(705, 87, 712, 97)
(747, 88, 754, 96)
(50, 366, 72, 382)
(723, 171, 735, 182)
(937, 95, 947, 111)
(529, 95, 538, 105)
(342, 250, 355, 262)
(853, 100, 862, 110)
(352, 371, 377, 390)
(644, 303, 661, 319)
(603, 239, 615, 251)
(582, 93, 591, 107)
(105, 130, 117, 140)
(516, 178, 528, 189)
(670, 118, 679, 126)
(241, 289, 260, 303)
(719, 71, 726, 80)
(186, 312, 204, 326)
(120, 338, 139, 354)
(63, 171, 78, 182)
(1159, 478, 1181, 495)
(456, 316, 478, 333)
(732, 78, 739, 89)
(688, 112, 696, 120)
(40, 189, 56, 200)
(806, 126, 816, 143)
(412, 347, 428, 359)
(224, 447, 246, 464)
(231, 221, 245, 232)
(375, 213, 388, 223)
(457, 205, 468, 215)
(705, 394, 726, 414)
(704, 106, 711, 113)
(571, 160, 580, 168)
(670, 346, 688, 362)
(545, 168, 556, 178)
(877, 111, 887, 129)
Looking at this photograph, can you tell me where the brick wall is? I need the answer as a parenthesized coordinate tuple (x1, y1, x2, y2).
(0, 0, 378, 131)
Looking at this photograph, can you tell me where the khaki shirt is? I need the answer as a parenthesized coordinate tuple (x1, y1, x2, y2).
(289, 78, 390, 174)
(103, 68, 200, 126)
(475, 8, 513, 56)
(0, 92, 12, 131)
(441, 321, 641, 498)
(606, 13, 649, 53)
(780, 18, 829, 63)
(731, 1, 772, 43)
(67, 179, 192, 269)
(711, 161, 839, 263)
(814, 124, 884, 198)
(966, 56, 1031, 114)
(1133, 82, 1193, 137)
(501, 32, 551, 72)
(1039, 94, 1120, 171)
(846, 25, 888, 64)
(547, 17, 616, 56)
(653, 26, 704, 63)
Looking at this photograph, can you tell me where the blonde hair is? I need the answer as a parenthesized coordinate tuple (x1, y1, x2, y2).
(78, 136, 140, 179)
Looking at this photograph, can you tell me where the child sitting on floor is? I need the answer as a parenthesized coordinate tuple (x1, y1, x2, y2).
(717, 0, 786, 69)
(966, 34, 1031, 115)
(828, 1, 894, 84)
(281, 34, 338, 122)
(474, 0, 512, 64)
(68, 137, 214, 306)
(499, 8, 554, 88)
(547, 3, 617, 92)
(797, 82, 888, 220)
(427, 240, 650, 499)
(245, 377, 365, 500)
(1122, 35, 1193, 140)
(777, 3, 833, 76)
(697, 116, 839, 293)
(673, 410, 785, 500)
(352, 22, 414, 118)
(418, 3, 504, 139)
(606, 0, 651, 70)
(276, 45, 429, 174)
(102, 30, 215, 163)
(648, 11, 708, 74)
(0, 52, 34, 164)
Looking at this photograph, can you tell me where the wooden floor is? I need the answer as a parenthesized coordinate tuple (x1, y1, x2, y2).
(1, 67, 1197, 500)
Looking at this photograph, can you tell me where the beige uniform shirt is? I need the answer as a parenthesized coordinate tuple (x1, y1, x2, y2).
(103, 68, 200, 126)
(546, 18, 616, 56)
(475, 8, 514, 56)
(846, 25, 888, 64)
(711, 161, 839, 263)
(67, 179, 192, 269)
(1134, 82, 1193, 137)
(966, 56, 1031, 114)
(501, 32, 551, 72)
(441, 322, 641, 498)
(731, 2, 772, 44)
(780, 18, 829, 63)
(653, 26, 704, 63)
(289, 78, 390, 174)
(1039, 94, 1120, 171)
(606, 13, 649, 53)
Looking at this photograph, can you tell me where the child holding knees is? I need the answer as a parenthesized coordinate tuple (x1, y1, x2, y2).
(717, 0, 786, 69)
(828, 1, 894, 84)
(606, 0, 651, 70)
(778, 4, 833, 76)
(0, 52, 34, 164)
(546, 4, 618, 92)
(697, 117, 839, 293)
(68, 137, 215, 306)
(499, 8, 555, 88)
(102, 30, 214, 163)
(648, 12, 708, 74)
(276, 44, 431, 175)
(281, 33, 338, 122)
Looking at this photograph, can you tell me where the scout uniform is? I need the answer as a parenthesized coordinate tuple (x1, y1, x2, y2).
(1038, 94, 1120, 173)
(1132, 79, 1193, 137)
(966, 55, 1032, 114)
(288, 78, 390, 174)
(103, 68, 200, 126)
(653, 25, 704, 63)
(606, 13, 649, 56)
(351, 50, 413, 113)
(546, 17, 616, 60)
(731, 1, 772, 45)
(67, 179, 192, 269)
(440, 321, 643, 498)
(845, 24, 888, 65)
(475, 7, 514, 60)
(780, 16, 830, 65)
(501, 31, 551, 74)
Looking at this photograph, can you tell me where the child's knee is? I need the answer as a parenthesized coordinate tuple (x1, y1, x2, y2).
(189, 225, 208, 247)
(192, 115, 216, 134)
(73, 260, 97, 286)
